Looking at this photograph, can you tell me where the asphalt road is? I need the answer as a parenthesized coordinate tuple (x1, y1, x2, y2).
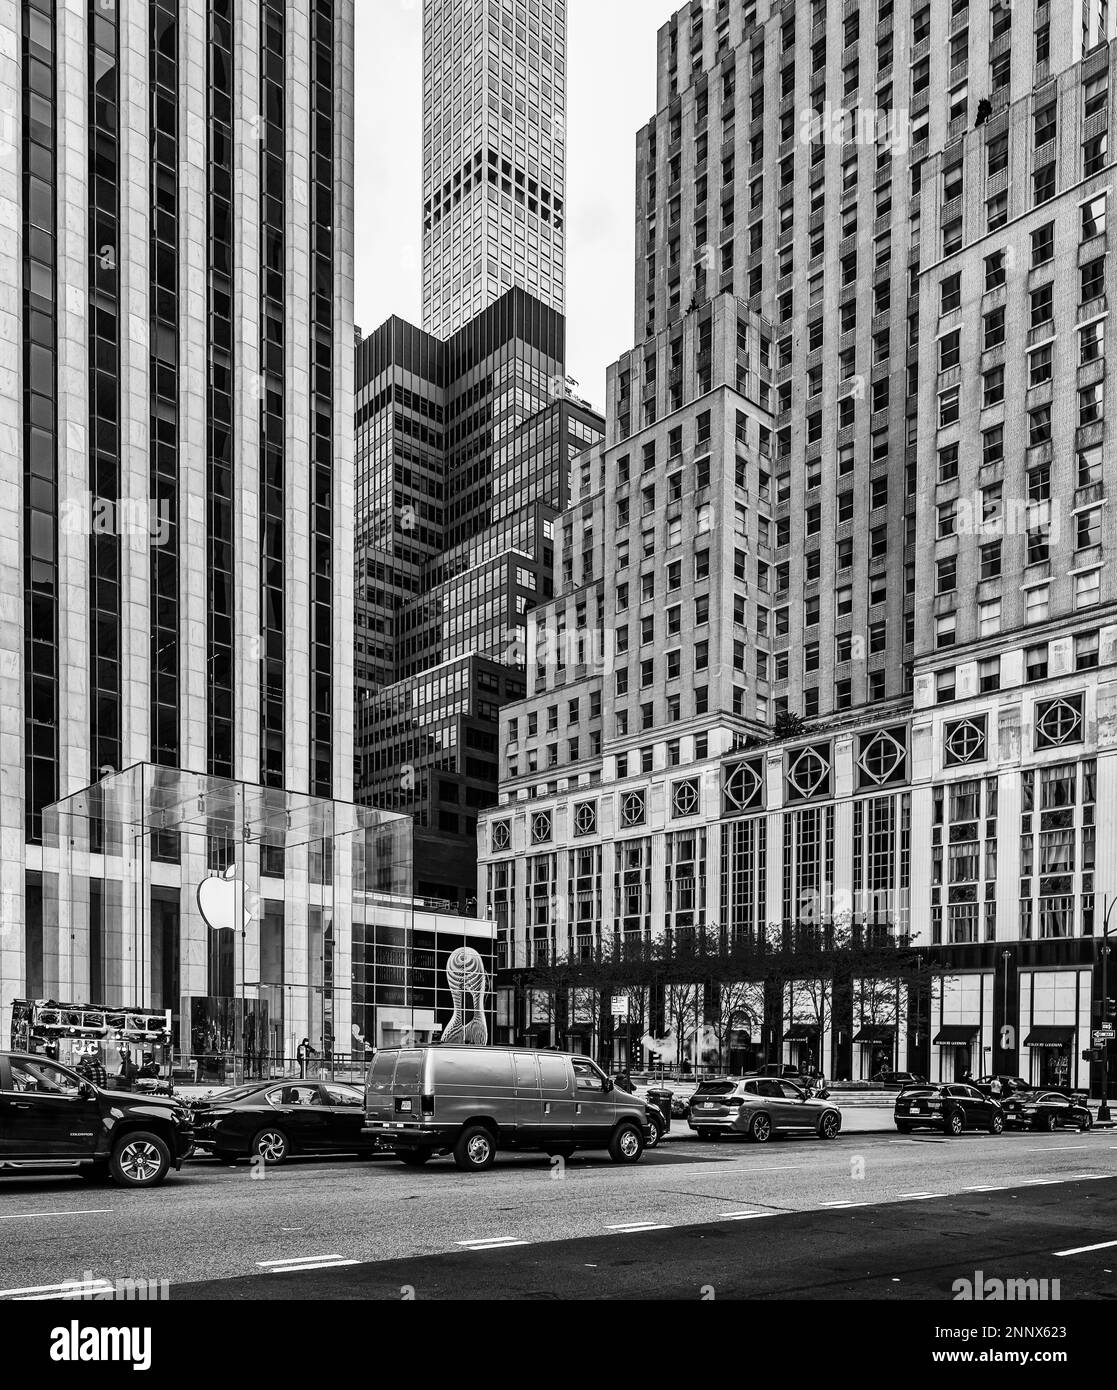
(0, 1126, 1114, 1300)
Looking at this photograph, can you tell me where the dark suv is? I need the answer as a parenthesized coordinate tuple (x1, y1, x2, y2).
(895, 1082, 1004, 1136)
(0, 1052, 193, 1187)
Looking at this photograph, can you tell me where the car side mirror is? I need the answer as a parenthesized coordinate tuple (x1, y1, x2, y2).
(818, 1089, 831, 1100)
(602, 1078, 614, 1093)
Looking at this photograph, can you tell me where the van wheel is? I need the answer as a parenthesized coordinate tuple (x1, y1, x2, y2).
(453, 1125, 497, 1172)
(109, 1132, 171, 1188)
(396, 1149, 433, 1167)
(608, 1122, 644, 1164)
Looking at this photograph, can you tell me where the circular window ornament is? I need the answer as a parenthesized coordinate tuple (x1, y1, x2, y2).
(1035, 696, 1083, 749)
(491, 820, 511, 852)
(944, 718, 986, 766)
(573, 801, 597, 837)
(531, 811, 553, 845)
(857, 729, 905, 786)
(620, 791, 647, 828)
(724, 760, 763, 812)
(787, 745, 831, 800)
(672, 779, 700, 818)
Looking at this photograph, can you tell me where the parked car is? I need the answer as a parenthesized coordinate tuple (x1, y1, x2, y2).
(688, 1076, 842, 1143)
(974, 1075, 1031, 1099)
(0, 1050, 193, 1187)
(363, 1046, 650, 1171)
(1001, 1090, 1093, 1132)
(644, 1100, 666, 1148)
(190, 1080, 373, 1165)
(872, 1071, 926, 1088)
(894, 1083, 1004, 1135)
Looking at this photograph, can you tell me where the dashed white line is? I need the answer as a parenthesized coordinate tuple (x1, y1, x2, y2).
(963, 1186, 1006, 1193)
(719, 1211, 778, 1220)
(457, 1237, 529, 1251)
(256, 1254, 358, 1273)
(0, 1209, 112, 1220)
(0, 1278, 114, 1300)
(820, 1200, 866, 1208)
(1054, 1239, 1117, 1258)
(899, 1193, 944, 1200)
(606, 1221, 670, 1233)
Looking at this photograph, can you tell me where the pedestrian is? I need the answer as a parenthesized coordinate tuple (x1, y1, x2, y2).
(117, 1045, 137, 1089)
(77, 1053, 107, 1088)
(296, 1036, 318, 1079)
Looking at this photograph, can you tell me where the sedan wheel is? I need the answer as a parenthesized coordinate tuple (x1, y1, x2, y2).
(988, 1113, 1004, 1135)
(252, 1128, 290, 1165)
(645, 1120, 662, 1149)
(749, 1113, 773, 1144)
(1043, 1112, 1058, 1133)
(947, 1110, 964, 1136)
(1080, 1112, 1093, 1132)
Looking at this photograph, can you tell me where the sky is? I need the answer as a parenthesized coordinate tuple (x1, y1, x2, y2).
(353, 0, 679, 412)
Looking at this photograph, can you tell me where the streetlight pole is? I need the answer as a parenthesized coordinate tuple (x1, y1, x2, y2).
(1100, 896, 1116, 1124)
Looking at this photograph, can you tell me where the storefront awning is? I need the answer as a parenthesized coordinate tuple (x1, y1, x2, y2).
(854, 1025, 896, 1045)
(934, 1025, 979, 1044)
(783, 1024, 820, 1041)
(1024, 1026, 1075, 1048)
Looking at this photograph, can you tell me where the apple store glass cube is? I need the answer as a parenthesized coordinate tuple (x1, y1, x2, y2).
(41, 765, 413, 1077)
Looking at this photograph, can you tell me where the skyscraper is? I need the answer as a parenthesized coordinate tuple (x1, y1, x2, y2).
(421, 0, 567, 338)
(479, 0, 1117, 1094)
(0, 0, 356, 1046)
(354, 289, 602, 902)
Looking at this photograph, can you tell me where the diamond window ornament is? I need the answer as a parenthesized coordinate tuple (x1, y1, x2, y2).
(531, 811, 553, 845)
(573, 801, 597, 837)
(944, 717, 987, 767)
(1035, 696, 1084, 750)
(620, 790, 647, 828)
(857, 729, 906, 786)
(786, 744, 831, 801)
(724, 759, 764, 812)
(491, 820, 511, 851)
(672, 779, 700, 818)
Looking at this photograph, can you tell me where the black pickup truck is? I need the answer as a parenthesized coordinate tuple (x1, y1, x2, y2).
(0, 1051, 193, 1188)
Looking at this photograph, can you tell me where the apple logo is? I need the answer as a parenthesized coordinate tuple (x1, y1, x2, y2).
(197, 864, 239, 933)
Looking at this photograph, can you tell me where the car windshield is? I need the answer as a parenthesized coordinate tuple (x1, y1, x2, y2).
(212, 1085, 267, 1104)
(693, 1081, 737, 1096)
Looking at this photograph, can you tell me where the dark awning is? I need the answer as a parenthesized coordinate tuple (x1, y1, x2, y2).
(1024, 1026, 1075, 1048)
(934, 1025, 979, 1044)
(783, 1024, 820, 1041)
(854, 1025, 896, 1044)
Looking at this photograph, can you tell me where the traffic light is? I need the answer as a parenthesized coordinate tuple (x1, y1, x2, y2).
(1084, 1048, 1104, 1063)
(1106, 998, 1117, 1021)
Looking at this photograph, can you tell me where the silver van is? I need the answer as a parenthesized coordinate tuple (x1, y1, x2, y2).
(362, 1046, 651, 1172)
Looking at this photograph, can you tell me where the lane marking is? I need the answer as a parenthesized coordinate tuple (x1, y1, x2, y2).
(606, 1222, 671, 1233)
(265, 1259, 357, 1273)
(1022, 1178, 1062, 1186)
(0, 1278, 114, 1299)
(719, 1210, 777, 1219)
(899, 1193, 944, 1200)
(458, 1237, 529, 1251)
(963, 1186, 1005, 1193)
(256, 1255, 348, 1268)
(820, 1200, 866, 1208)
(0, 1209, 112, 1220)
(1054, 1239, 1117, 1258)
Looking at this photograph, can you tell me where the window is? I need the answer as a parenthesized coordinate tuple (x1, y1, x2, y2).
(978, 598, 1001, 637)
(1076, 632, 1099, 671)
(1080, 382, 1104, 426)
(983, 366, 1004, 407)
(1076, 569, 1101, 610)
(1029, 343, 1053, 388)
(1085, 75, 1108, 121)
(987, 133, 1008, 176)
(939, 386, 960, 427)
(1034, 104, 1056, 148)
(936, 614, 956, 649)
(939, 329, 961, 371)
(985, 249, 1006, 291)
(937, 670, 956, 705)
(1085, 133, 1108, 177)
(1077, 507, 1102, 551)
(1026, 644, 1048, 682)
(939, 443, 959, 482)
(1080, 320, 1104, 366)
(1031, 223, 1054, 266)
(937, 555, 957, 593)
(979, 657, 1000, 693)
(1079, 443, 1104, 487)
(1030, 282, 1053, 329)
(983, 306, 1005, 350)
(938, 500, 957, 539)
(1082, 257, 1106, 305)
(980, 540, 1002, 580)
(941, 273, 961, 314)
(1025, 585, 1050, 624)
(986, 191, 1008, 231)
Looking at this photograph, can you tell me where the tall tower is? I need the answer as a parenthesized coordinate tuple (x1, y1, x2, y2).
(421, 0, 567, 338)
(0, 0, 355, 1035)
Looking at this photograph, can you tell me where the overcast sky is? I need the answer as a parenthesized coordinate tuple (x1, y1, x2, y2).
(353, 0, 677, 411)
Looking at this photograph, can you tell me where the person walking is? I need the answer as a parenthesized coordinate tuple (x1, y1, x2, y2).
(77, 1052, 107, 1088)
(296, 1037, 318, 1079)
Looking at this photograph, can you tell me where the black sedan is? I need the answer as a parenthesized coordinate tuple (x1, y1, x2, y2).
(895, 1083, 1004, 1135)
(190, 1080, 373, 1165)
(872, 1071, 926, 1088)
(1001, 1090, 1093, 1133)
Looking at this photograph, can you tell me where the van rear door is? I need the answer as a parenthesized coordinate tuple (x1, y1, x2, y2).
(365, 1049, 400, 1122)
(391, 1050, 425, 1121)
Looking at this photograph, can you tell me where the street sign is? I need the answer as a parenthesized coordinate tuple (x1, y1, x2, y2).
(1093, 1028, 1115, 1044)
(611, 998, 629, 1020)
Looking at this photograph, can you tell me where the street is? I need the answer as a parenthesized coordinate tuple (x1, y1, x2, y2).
(0, 1130, 1114, 1300)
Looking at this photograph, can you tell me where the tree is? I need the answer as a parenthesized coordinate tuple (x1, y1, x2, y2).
(773, 710, 807, 741)
(711, 979, 765, 1069)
